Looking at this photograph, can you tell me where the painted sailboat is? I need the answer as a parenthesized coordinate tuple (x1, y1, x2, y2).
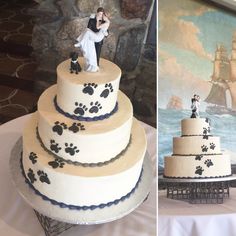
(166, 95, 183, 110)
(205, 32, 236, 115)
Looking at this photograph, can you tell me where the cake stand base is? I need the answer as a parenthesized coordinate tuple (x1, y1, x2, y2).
(34, 195, 150, 236)
(166, 181, 230, 204)
(34, 210, 75, 236)
(9, 138, 153, 235)
(159, 176, 236, 204)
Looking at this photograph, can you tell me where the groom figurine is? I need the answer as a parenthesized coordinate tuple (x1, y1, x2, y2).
(87, 7, 106, 66)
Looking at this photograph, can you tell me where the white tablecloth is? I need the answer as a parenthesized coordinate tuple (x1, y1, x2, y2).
(0, 114, 156, 236)
(159, 189, 236, 236)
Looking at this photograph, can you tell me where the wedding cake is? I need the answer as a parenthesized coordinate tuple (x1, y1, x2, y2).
(21, 58, 147, 208)
(164, 118, 232, 178)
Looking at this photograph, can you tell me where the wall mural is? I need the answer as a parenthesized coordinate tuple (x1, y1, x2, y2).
(158, 0, 236, 170)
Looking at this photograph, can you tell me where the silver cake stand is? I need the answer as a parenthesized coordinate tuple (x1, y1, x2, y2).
(9, 138, 153, 236)
(159, 175, 236, 204)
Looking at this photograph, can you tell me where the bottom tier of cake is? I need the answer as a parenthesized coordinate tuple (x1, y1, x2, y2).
(164, 154, 232, 178)
(22, 113, 147, 208)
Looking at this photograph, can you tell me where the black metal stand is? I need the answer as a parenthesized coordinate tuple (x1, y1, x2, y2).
(166, 181, 230, 204)
(34, 210, 76, 236)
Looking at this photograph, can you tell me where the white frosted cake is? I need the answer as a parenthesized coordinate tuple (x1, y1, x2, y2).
(164, 118, 232, 178)
(21, 58, 147, 209)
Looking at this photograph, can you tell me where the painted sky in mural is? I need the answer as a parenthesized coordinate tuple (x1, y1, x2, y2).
(159, 0, 236, 110)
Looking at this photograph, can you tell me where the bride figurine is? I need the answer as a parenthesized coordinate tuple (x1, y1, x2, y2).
(74, 10, 110, 72)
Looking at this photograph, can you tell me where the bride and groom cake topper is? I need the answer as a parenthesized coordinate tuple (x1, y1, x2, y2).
(191, 94, 200, 118)
(73, 7, 110, 73)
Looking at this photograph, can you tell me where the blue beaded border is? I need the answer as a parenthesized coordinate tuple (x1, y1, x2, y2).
(20, 156, 143, 211)
(172, 153, 223, 156)
(163, 174, 232, 179)
(54, 96, 118, 121)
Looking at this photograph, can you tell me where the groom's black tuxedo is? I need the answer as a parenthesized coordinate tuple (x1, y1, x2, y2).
(87, 16, 105, 66)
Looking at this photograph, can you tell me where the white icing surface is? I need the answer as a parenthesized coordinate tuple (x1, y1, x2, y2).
(37, 85, 133, 163)
(23, 113, 147, 206)
(164, 154, 232, 178)
(181, 118, 211, 136)
(56, 58, 121, 118)
(173, 136, 221, 155)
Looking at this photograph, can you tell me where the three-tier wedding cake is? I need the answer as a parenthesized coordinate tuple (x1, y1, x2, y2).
(21, 58, 147, 209)
(164, 118, 232, 178)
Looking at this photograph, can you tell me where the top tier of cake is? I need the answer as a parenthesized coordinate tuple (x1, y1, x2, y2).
(56, 58, 121, 120)
(181, 118, 211, 136)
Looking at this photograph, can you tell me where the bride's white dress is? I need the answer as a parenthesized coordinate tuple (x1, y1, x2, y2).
(75, 23, 109, 72)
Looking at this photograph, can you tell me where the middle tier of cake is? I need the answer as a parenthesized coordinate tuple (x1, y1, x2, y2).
(37, 85, 133, 164)
(173, 136, 221, 155)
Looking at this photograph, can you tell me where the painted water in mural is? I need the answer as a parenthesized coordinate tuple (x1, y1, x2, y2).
(159, 0, 236, 169)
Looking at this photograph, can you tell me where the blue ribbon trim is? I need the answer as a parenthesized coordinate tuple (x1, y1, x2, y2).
(54, 96, 118, 121)
(20, 156, 143, 211)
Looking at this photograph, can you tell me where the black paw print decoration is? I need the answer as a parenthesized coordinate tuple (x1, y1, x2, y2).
(100, 83, 113, 98)
(195, 166, 204, 175)
(68, 122, 85, 133)
(207, 126, 211, 133)
(48, 158, 65, 169)
(52, 121, 67, 135)
(89, 101, 102, 113)
(195, 154, 203, 161)
(204, 159, 214, 168)
(37, 170, 51, 184)
(82, 83, 98, 95)
(29, 152, 38, 164)
(203, 127, 208, 135)
(201, 145, 208, 152)
(203, 135, 209, 140)
(209, 143, 216, 150)
(27, 168, 37, 184)
(65, 143, 80, 156)
(74, 102, 88, 116)
(50, 140, 62, 153)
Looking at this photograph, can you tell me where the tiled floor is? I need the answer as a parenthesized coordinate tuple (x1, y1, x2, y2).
(0, 0, 39, 124)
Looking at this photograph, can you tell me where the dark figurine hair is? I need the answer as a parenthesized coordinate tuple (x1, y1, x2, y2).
(70, 52, 82, 74)
(97, 7, 105, 13)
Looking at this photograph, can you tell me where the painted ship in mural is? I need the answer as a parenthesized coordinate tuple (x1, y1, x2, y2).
(166, 95, 183, 110)
(205, 33, 236, 115)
